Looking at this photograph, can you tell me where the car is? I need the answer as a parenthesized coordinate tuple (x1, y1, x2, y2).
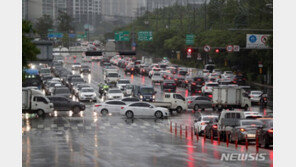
(244, 111, 263, 119)
(117, 79, 131, 90)
(39, 68, 51, 77)
(201, 82, 219, 94)
(222, 71, 234, 79)
(106, 89, 124, 100)
(232, 75, 247, 85)
(178, 69, 188, 76)
(188, 77, 205, 93)
(73, 84, 91, 96)
(94, 100, 127, 116)
(134, 86, 156, 102)
(174, 76, 185, 87)
(139, 64, 149, 75)
(80, 65, 91, 74)
(78, 87, 97, 102)
(193, 115, 219, 135)
(47, 96, 85, 114)
(52, 86, 72, 99)
(249, 90, 263, 103)
(120, 102, 169, 119)
(151, 72, 164, 84)
(204, 119, 219, 139)
(202, 69, 210, 77)
(124, 64, 135, 74)
(257, 119, 273, 148)
(45, 82, 62, 95)
(148, 67, 161, 78)
(218, 78, 233, 85)
(186, 96, 213, 111)
(229, 119, 263, 143)
(161, 80, 177, 92)
(166, 66, 177, 74)
(69, 78, 85, 90)
(72, 63, 81, 70)
(123, 84, 135, 97)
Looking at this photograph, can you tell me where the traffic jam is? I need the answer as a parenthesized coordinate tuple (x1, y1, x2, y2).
(22, 46, 273, 167)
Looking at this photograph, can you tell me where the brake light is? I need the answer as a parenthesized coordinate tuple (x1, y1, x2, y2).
(131, 68, 134, 70)
(192, 83, 196, 85)
(233, 81, 237, 84)
(188, 101, 192, 104)
(202, 83, 205, 86)
(267, 129, 273, 133)
(95, 104, 101, 107)
(212, 125, 218, 129)
(264, 98, 267, 101)
(174, 79, 178, 81)
(185, 80, 188, 83)
(198, 90, 201, 93)
(208, 94, 213, 98)
(121, 107, 125, 109)
(201, 122, 206, 125)
(240, 128, 245, 132)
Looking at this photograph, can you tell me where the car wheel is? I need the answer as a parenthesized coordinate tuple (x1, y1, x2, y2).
(126, 110, 134, 119)
(101, 109, 108, 116)
(155, 111, 163, 119)
(194, 104, 199, 111)
(244, 105, 249, 111)
(73, 106, 80, 114)
(176, 106, 182, 113)
(37, 109, 45, 117)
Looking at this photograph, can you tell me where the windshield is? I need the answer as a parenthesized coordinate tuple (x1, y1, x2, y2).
(109, 90, 122, 93)
(207, 84, 219, 87)
(252, 91, 262, 95)
(203, 117, 218, 122)
(108, 73, 118, 77)
(241, 121, 263, 126)
(140, 88, 154, 94)
(82, 88, 94, 92)
(118, 80, 130, 84)
(55, 88, 70, 94)
(40, 69, 50, 73)
(72, 78, 84, 82)
(126, 85, 133, 89)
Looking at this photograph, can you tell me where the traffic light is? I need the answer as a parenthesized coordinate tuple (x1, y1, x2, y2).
(187, 48, 192, 54)
(214, 48, 226, 53)
(215, 48, 220, 53)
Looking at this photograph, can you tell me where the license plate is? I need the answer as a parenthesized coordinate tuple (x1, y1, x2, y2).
(247, 134, 256, 138)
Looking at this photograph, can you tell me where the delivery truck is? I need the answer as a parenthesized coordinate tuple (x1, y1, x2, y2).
(212, 86, 251, 111)
(22, 88, 54, 116)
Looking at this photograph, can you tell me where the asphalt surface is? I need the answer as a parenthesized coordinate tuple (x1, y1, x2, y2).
(22, 47, 273, 167)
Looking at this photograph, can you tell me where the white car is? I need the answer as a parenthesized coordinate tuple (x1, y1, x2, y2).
(149, 67, 161, 78)
(72, 63, 81, 70)
(120, 102, 169, 119)
(194, 115, 219, 135)
(73, 84, 91, 96)
(94, 100, 127, 115)
(222, 71, 234, 79)
(202, 82, 219, 94)
(249, 90, 263, 103)
(105, 72, 120, 83)
(78, 87, 97, 102)
(117, 79, 131, 90)
(106, 89, 124, 100)
(202, 69, 210, 77)
(151, 72, 164, 84)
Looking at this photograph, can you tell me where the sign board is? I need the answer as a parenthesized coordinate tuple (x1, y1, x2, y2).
(69, 34, 76, 38)
(233, 45, 240, 52)
(115, 31, 130, 41)
(204, 45, 211, 52)
(138, 31, 153, 41)
(246, 34, 271, 48)
(226, 45, 233, 52)
(186, 34, 195, 45)
(187, 53, 192, 58)
(47, 33, 63, 38)
(48, 29, 54, 32)
(77, 34, 87, 38)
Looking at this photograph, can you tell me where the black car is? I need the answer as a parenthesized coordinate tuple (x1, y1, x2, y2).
(178, 70, 188, 76)
(47, 96, 85, 114)
(161, 80, 177, 92)
(258, 119, 273, 148)
(69, 78, 85, 90)
(80, 66, 91, 74)
(174, 76, 185, 87)
(232, 75, 247, 85)
(124, 65, 135, 74)
(189, 77, 204, 93)
(140, 65, 150, 76)
(52, 87, 72, 99)
(65, 74, 81, 87)
(204, 119, 219, 138)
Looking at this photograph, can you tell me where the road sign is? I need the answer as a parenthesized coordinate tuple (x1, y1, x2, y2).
(204, 45, 211, 52)
(77, 34, 87, 38)
(69, 34, 76, 38)
(48, 29, 54, 32)
(226, 45, 234, 52)
(187, 52, 192, 58)
(115, 31, 130, 41)
(138, 31, 153, 41)
(47, 32, 63, 38)
(186, 34, 195, 45)
(233, 45, 240, 52)
(246, 34, 271, 48)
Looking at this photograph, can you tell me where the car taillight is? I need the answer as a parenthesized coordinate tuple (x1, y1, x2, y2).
(201, 122, 206, 125)
(174, 79, 178, 81)
(212, 125, 218, 129)
(188, 101, 192, 104)
(185, 80, 188, 83)
(131, 68, 134, 70)
(202, 83, 205, 85)
(240, 128, 245, 132)
(264, 98, 267, 101)
(95, 104, 101, 107)
(267, 129, 273, 133)
(233, 81, 237, 84)
(121, 107, 125, 109)
(208, 94, 213, 98)
(198, 90, 201, 93)
(192, 83, 196, 85)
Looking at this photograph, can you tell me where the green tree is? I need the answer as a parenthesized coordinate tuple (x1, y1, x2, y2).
(35, 15, 53, 39)
(22, 20, 40, 68)
(57, 11, 74, 33)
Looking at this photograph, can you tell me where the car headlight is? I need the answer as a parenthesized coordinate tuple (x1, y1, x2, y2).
(152, 95, 155, 99)
(140, 95, 143, 99)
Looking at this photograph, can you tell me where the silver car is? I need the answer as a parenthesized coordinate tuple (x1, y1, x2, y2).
(187, 96, 213, 111)
(229, 120, 263, 143)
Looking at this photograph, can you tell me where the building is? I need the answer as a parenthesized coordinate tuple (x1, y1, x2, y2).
(71, 0, 102, 25)
(22, 0, 43, 22)
(42, 0, 67, 20)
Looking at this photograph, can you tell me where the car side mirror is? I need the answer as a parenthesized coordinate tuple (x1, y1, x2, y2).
(194, 120, 198, 123)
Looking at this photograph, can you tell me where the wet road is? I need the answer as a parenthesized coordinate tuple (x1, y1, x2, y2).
(22, 47, 273, 167)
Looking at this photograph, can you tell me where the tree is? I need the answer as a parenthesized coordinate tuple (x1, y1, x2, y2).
(57, 11, 74, 33)
(22, 20, 40, 68)
(35, 15, 53, 39)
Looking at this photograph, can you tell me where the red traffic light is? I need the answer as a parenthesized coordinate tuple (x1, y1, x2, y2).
(187, 48, 192, 53)
(215, 49, 220, 53)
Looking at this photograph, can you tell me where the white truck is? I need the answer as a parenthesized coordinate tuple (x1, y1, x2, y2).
(104, 71, 120, 83)
(151, 93, 188, 113)
(22, 88, 54, 116)
(212, 86, 251, 111)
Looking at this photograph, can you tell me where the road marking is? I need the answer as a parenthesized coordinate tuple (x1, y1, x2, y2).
(37, 125, 44, 129)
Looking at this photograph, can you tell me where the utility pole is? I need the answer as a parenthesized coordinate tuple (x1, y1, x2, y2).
(204, 0, 207, 31)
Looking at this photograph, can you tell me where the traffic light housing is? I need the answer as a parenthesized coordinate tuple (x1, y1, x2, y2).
(214, 48, 226, 53)
(118, 51, 136, 56)
(187, 48, 192, 54)
(85, 51, 102, 56)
